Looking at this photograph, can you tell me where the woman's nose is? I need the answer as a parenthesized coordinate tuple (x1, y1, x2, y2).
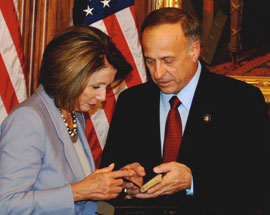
(96, 88, 106, 102)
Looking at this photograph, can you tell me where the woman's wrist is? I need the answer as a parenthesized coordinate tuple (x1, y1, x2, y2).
(71, 182, 85, 202)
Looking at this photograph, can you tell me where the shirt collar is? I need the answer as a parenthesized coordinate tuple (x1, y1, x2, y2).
(161, 61, 202, 111)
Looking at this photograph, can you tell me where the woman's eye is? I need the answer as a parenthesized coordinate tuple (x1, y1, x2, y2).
(92, 84, 106, 90)
(92, 85, 100, 89)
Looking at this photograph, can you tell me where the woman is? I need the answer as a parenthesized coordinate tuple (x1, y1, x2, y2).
(0, 25, 133, 215)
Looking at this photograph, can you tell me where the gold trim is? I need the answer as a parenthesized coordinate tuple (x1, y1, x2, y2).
(229, 75, 270, 103)
(151, 0, 182, 10)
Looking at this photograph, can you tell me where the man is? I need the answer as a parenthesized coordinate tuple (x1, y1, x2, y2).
(100, 8, 268, 214)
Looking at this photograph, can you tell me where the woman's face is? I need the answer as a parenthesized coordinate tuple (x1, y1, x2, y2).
(75, 61, 117, 112)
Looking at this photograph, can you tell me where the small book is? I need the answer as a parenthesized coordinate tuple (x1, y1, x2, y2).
(140, 174, 163, 193)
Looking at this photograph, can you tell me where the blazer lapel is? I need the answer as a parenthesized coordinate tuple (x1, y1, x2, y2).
(36, 85, 86, 181)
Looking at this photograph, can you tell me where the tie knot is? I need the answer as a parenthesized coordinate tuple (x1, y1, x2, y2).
(169, 96, 181, 109)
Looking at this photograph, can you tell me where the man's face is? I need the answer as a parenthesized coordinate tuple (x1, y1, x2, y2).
(142, 23, 199, 94)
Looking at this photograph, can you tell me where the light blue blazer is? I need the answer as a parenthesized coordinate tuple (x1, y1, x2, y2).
(0, 85, 97, 215)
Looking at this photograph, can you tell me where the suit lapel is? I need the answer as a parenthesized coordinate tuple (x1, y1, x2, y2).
(146, 82, 163, 162)
(36, 85, 87, 181)
(179, 68, 215, 165)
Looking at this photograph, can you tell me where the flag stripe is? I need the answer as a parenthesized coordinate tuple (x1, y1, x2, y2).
(84, 113, 103, 168)
(0, 0, 27, 126)
(115, 6, 146, 83)
(0, 55, 19, 113)
(0, 1, 25, 79)
(90, 19, 108, 34)
(103, 12, 142, 87)
(128, 3, 138, 31)
(0, 97, 8, 123)
(89, 105, 110, 149)
(0, 8, 26, 104)
(101, 85, 116, 124)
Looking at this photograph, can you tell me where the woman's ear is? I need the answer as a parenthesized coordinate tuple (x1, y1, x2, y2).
(190, 40, 201, 63)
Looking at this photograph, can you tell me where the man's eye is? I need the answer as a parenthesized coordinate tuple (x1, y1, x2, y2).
(164, 59, 173, 64)
(146, 59, 154, 65)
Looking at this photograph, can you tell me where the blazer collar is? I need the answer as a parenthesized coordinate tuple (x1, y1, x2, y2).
(35, 85, 95, 181)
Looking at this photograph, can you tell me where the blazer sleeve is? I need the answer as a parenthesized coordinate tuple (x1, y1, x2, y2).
(0, 107, 75, 215)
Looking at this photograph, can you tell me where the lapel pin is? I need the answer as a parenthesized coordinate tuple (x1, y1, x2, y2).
(203, 114, 211, 123)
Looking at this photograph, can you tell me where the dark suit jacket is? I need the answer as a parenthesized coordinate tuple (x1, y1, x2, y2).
(101, 68, 269, 214)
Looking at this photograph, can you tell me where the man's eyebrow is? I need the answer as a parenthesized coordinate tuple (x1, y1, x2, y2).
(144, 56, 154, 61)
(161, 56, 174, 60)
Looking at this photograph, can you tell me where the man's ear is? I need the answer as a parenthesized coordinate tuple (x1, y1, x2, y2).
(190, 40, 201, 63)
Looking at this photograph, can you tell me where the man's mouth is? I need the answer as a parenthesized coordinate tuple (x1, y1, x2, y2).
(158, 80, 171, 87)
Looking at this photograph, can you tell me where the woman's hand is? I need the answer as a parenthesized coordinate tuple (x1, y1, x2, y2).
(122, 162, 145, 187)
(121, 162, 146, 199)
(71, 163, 133, 201)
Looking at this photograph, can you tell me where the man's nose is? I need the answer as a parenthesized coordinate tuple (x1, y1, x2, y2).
(153, 62, 166, 79)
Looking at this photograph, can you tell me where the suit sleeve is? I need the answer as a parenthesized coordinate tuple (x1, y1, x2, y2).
(0, 108, 75, 215)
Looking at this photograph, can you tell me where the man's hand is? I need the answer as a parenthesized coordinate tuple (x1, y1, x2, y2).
(135, 162, 192, 199)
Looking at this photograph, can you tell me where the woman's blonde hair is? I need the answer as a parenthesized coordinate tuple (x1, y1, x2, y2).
(39, 25, 132, 111)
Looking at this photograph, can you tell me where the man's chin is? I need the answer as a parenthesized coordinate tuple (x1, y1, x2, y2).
(159, 87, 177, 94)
(156, 82, 177, 94)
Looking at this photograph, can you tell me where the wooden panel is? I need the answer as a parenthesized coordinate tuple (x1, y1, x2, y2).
(32, 0, 46, 92)
(46, 0, 73, 45)
(135, 0, 151, 31)
(19, 0, 34, 92)
(19, 0, 74, 94)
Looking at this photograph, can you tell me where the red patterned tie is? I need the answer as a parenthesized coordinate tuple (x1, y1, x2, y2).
(163, 96, 182, 163)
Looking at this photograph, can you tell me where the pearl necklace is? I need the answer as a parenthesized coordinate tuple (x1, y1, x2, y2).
(60, 109, 78, 143)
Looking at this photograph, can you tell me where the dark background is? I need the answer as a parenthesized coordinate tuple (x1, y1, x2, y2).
(189, 0, 270, 65)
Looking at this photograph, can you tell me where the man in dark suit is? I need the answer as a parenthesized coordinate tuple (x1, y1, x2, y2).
(100, 7, 268, 214)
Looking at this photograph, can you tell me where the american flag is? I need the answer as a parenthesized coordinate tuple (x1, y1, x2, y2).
(0, 0, 27, 125)
(73, 0, 147, 168)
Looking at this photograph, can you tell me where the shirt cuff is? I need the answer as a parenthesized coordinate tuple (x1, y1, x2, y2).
(185, 177, 194, 196)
